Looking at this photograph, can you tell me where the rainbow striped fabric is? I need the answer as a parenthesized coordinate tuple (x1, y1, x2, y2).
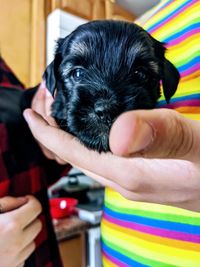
(101, 1, 200, 266)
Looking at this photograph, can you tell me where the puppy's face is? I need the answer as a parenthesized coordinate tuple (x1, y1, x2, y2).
(44, 20, 180, 152)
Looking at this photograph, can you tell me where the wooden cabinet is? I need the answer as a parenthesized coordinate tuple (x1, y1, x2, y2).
(58, 234, 86, 267)
(0, 0, 46, 87)
(46, 0, 135, 21)
(0, 0, 135, 87)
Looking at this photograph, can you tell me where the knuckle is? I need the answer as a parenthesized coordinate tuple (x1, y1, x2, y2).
(29, 242, 36, 254)
(6, 220, 19, 232)
(119, 168, 141, 192)
(34, 202, 42, 214)
(36, 219, 43, 233)
(167, 113, 194, 158)
(55, 157, 66, 165)
(28, 196, 42, 213)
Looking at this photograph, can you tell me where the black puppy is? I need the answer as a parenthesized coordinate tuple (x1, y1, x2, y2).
(43, 20, 180, 152)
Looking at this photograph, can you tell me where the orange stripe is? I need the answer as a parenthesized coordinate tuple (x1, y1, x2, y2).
(181, 70, 200, 82)
(175, 107, 200, 113)
(102, 218, 200, 252)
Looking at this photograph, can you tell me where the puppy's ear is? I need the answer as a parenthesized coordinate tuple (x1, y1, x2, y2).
(42, 38, 65, 96)
(42, 61, 56, 96)
(152, 37, 180, 103)
(162, 59, 180, 104)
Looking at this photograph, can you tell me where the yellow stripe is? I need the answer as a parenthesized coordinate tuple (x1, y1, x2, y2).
(150, 4, 200, 40)
(172, 76, 200, 97)
(102, 256, 118, 267)
(167, 33, 200, 52)
(180, 113, 200, 120)
(103, 219, 200, 252)
(105, 188, 200, 218)
(181, 70, 200, 82)
(102, 221, 200, 267)
(166, 38, 200, 65)
(142, 0, 188, 29)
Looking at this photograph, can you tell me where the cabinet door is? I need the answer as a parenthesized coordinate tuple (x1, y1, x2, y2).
(58, 234, 86, 267)
(0, 0, 46, 87)
(46, 0, 135, 21)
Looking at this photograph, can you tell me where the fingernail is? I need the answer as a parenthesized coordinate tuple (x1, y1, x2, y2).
(23, 110, 32, 124)
(18, 196, 28, 202)
(45, 88, 53, 98)
(129, 120, 155, 153)
(40, 80, 46, 89)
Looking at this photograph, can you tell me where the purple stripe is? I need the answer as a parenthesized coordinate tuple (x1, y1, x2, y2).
(162, 99, 200, 109)
(166, 29, 200, 47)
(104, 214, 200, 244)
(103, 251, 129, 267)
(149, 1, 194, 34)
(181, 63, 200, 77)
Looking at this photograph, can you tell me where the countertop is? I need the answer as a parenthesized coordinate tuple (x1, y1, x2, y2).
(53, 216, 90, 241)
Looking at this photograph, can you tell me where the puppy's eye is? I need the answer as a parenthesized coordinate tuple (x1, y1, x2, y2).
(71, 68, 85, 81)
(133, 68, 148, 81)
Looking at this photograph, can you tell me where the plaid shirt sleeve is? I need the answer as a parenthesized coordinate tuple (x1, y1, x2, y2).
(0, 57, 70, 267)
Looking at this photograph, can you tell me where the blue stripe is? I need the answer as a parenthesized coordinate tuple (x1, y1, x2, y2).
(157, 93, 200, 106)
(146, 0, 191, 33)
(162, 22, 200, 43)
(104, 207, 200, 234)
(177, 56, 200, 72)
(102, 241, 148, 266)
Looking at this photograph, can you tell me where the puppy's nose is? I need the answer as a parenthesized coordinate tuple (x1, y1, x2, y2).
(94, 101, 111, 123)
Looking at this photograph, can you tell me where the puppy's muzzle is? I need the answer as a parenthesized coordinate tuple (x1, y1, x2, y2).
(94, 100, 113, 124)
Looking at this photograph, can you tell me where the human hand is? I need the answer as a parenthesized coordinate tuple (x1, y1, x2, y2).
(23, 108, 200, 212)
(0, 195, 42, 267)
(109, 109, 200, 161)
(31, 82, 65, 164)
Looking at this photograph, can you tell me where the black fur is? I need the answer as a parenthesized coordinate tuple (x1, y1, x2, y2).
(43, 20, 180, 152)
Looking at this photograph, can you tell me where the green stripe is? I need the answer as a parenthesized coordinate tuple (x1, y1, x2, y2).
(173, 50, 200, 68)
(104, 201, 200, 226)
(155, 17, 200, 41)
(102, 237, 177, 267)
(173, 90, 200, 98)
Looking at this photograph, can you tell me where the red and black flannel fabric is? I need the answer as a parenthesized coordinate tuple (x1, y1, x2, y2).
(0, 57, 70, 267)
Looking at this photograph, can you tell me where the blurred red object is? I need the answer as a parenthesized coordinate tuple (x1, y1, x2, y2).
(50, 198, 78, 219)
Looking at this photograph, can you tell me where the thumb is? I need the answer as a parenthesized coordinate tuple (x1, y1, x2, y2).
(0, 196, 28, 213)
(109, 109, 200, 162)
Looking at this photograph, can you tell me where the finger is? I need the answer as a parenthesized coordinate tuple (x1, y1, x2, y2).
(45, 115, 58, 127)
(0, 196, 28, 213)
(31, 83, 46, 115)
(16, 262, 25, 267)
(23, 109, 134, 183)
(77, 167, 143, 201)
(38, 142, 57, 160)
(38, 141, 66, 164)
(11, 196, 42, 229)
(45, 88, 55, 117)
(110, 109, 200, 162)
(17, 242, 36, 265)
(22, 219, 42, 248)
(55, 156, 67, 165)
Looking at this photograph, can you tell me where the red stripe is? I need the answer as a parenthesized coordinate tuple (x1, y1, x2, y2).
(161, 99, 200, 109)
